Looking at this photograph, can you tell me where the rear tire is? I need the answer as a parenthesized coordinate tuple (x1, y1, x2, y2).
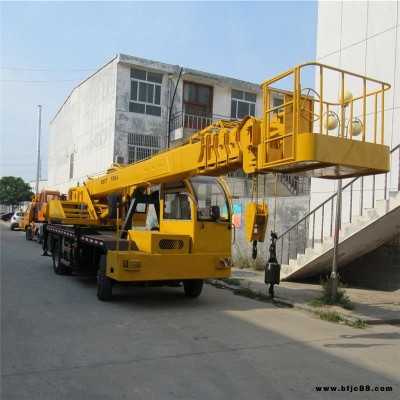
(183, 279, 203, 298)
(53, 239, 69, 275)
(36, 231, 43, 244)
(25, 229, 33, 241)
(97, 255, 112, 301)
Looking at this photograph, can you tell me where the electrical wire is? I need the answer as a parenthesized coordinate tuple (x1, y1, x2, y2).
(1, 78, 85, 83)
(0, 67, 94, 72)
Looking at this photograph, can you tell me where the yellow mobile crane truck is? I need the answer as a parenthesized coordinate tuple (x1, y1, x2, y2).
(43, 63, 390, 300)
(22, 189, 61, 243)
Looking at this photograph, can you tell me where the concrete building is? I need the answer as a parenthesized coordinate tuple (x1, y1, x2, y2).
(313, 1, 399, 206)
(49, 54, 260, 193)
(28, 179, 48, 193)
(48, 54, 308, 197)
(278, 1, 399, 290)
(315, 1, 399, 289)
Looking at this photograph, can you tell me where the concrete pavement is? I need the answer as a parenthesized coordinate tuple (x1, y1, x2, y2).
(214, 267, 400, 326)
(2, 220, 398, 326)
(2, 223, 400, 399)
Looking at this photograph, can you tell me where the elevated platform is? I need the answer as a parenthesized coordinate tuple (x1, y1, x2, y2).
(260, 132, 390, 179)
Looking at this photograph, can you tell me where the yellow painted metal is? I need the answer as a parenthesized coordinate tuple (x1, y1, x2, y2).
(259, 132, 390, 179)
(128, 231, 190, 254)
(67, 186, 98, 220)
(260, 62, 391, 177)
(21, 189, 61, 232)
(46, 62, 392, 286)
(106, 251, 231, 282)
(48, 199, 100, 225)
(245, 202, 268, 242)
(50, 63, 391, 224)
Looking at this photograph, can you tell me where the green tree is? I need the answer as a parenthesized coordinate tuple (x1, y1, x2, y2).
(0, 176, 34, 209)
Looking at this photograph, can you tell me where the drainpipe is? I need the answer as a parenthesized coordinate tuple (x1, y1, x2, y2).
(167, 66, 184, 148)
(166, 74, 172, 149)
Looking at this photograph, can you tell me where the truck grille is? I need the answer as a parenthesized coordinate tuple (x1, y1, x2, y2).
(159, 239, 184, 250)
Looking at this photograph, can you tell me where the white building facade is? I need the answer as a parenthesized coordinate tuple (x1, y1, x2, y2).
(313, 1, 399, 288)
(313, 1, 399, 206)
(48, 54, 265, 194)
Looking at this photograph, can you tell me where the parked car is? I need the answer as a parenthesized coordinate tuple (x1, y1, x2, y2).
(1, 212, 13, 221)
(10, 211, 24, 230)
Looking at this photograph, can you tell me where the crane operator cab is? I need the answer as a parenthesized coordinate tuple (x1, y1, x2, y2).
(108, 176, 233, 295)
(162, 176, 229, 222)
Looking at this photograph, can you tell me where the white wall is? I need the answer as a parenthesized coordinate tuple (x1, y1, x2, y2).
(312, 0, 399, 213)
(115, 62, 170, 161)
(48, 53, 268, 194)
(28, 180, 48, 193)
(48, 58, 118, 193)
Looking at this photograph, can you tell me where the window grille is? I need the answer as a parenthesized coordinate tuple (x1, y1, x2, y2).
(183, 82, 213, 130)
(128, 133, 161, 164)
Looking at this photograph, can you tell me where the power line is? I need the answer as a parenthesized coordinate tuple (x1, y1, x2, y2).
(1, 66, 94, 72)
(1, 163, 37, 166)
(1, 72, 116, 83)
(1, 78, 84, 83)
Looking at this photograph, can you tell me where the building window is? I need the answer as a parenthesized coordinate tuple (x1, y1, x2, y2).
(183, 82, 213, 130)
(231, 90, 256, 119)
(128, 133, 161, 164)
(69, 153, 74, 179)
(227, 170, 251, 179)
(129, 68, 162, 117)
(273, 97, 284, 114)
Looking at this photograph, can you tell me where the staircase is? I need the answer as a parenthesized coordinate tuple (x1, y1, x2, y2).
(277, 145, 400, 281)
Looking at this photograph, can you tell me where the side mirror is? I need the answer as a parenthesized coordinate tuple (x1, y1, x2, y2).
(210, 206, 220, 221)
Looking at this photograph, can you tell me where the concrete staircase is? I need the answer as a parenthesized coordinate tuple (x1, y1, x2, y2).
(279, 191, 400, 281)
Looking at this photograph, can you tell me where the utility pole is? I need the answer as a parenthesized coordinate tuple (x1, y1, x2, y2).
(35, 105, 42, 194)
(331, 176, 343, 303)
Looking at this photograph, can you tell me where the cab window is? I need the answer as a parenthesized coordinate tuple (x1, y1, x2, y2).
(163, 192, 191, 220)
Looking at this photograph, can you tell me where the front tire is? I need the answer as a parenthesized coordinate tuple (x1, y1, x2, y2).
(183, 279, 203, 298)
(97, 255, 112, 301)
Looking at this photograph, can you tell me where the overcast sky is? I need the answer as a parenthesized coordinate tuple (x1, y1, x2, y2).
(0, 0, 317, 183)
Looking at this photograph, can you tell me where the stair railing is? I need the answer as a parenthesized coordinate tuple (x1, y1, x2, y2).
(276, 144, 399, 265)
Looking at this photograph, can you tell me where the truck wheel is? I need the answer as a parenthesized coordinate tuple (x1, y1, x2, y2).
(36, 231, 43, 244)
(183, 279, 203, 298)
(53, 240, 69, 275)
(25, 229, 33, 241)
(97, 255, 112, 301)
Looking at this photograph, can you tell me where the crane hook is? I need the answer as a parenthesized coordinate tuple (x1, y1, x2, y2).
(252, 240, 257, 260)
